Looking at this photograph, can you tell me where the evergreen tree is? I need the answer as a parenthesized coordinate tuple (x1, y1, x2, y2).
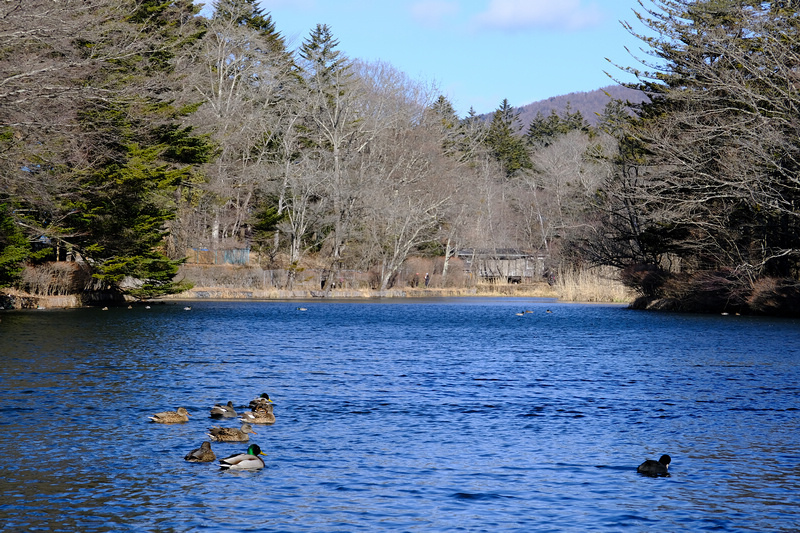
(61, 0, 214, 298)
(0, 204, 30, 288)
(526, 103, 588, 148)
(296, 24, 357, 261)
(484, 99, 530, 177)
(601, 0, 800, 299)
(299, 24, 352, 100)
(429, 95, 461, 156)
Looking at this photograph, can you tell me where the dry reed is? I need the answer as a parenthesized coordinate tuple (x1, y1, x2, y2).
(555, 265, 635, 303)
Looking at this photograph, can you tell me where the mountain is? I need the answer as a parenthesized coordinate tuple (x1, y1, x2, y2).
(482, 85, 648, 129)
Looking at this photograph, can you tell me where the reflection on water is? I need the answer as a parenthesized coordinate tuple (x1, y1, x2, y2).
(1, 299, 799, 531)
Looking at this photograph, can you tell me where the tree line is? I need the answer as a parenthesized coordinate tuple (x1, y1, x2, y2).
(1, 0, 799, 314)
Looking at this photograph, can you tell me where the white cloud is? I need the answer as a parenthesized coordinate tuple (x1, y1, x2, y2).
(410, 1, 460, 27)
(473, 0, 603, 31)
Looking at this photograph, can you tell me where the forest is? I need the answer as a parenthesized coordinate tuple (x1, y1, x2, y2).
(1, 0, 799, 315)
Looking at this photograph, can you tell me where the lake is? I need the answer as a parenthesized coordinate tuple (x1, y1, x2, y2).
(1, 298, 799, 532)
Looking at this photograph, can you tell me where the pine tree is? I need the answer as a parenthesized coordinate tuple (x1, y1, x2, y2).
(0, 204, 30, 288)
(601, 0, 800, 298)
(296, 24, 357, 261)
(62, 0, 214, 298)
(484, 99, 530, 178)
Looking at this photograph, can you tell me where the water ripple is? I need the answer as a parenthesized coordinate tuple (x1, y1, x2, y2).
(1, 301, 799, 531)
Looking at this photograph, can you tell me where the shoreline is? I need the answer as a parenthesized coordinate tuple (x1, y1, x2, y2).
(1, 283, 574, 310)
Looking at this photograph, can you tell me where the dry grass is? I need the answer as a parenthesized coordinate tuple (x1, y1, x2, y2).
(19, 262, 95, 296)
(4, 262, 636, 308)
(555, 265, 635, 303)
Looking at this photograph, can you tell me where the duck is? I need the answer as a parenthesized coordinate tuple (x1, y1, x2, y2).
(219, 443, 267, 470)
(210, 400, 237, 418)
(515, 311, 525, 316)
(296, 307, 307, 311)
(637, 454, 671, 476)
(240, 402, 275, 425)
(249, 393, 273, 411)
(184, 441, 216, 463)
(149, 407, 190, 423)
(208, 422, 257, 442)
(183, 306, 192, 311)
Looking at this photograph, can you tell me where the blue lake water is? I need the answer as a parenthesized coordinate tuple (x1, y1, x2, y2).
(1, 298, 799, 532)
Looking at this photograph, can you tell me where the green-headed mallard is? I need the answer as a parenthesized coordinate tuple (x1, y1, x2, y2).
(210, 400, 237, 418)
(240, 402, 275, 425)
(208, 422, 257, 442)
(149, 407, 190, 423)
(248, 393, 273, 411)
(637, 454, 671, 476)
(219, 443, 267, 470)
(184, 441, 216, 463)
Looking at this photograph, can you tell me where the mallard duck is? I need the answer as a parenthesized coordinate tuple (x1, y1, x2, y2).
(149, 407, 190, 423)
(240, 403, 275, 425)
(210, 400, 237, 418)
(208, 422, 257, 442)
(637, 454, 671, 476)
(249, 393, 273, 411)
(184, 441, 216, 463)
(219, 443, 267, 470)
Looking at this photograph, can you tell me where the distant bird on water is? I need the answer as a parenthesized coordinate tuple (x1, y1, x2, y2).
(637, 454, 671, 476)
(208, 423, 257, 442)
(184, 441, 216, 463)
(210, 400, 237, 418)
(149, 407, 190, 423)
(219, 443, 267, 470)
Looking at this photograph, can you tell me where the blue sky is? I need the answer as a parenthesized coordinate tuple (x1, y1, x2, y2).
(206, 1, 649, 116)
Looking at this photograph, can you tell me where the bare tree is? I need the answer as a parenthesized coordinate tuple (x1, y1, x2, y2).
(183, 0, 295, 251)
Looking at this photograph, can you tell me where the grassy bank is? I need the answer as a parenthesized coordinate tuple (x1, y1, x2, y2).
(1, 263, 634, 309)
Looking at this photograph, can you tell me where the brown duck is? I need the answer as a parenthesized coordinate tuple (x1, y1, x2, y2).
(184, 441, 216, 463)
(149, 407, 190, 424)
(240, 402, 275, 425)
(207, 423, 257, 442)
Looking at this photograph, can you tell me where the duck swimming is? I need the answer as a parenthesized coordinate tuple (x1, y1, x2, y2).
(219, 443, 267, 470)
(149, 407, 190, 423)
(249, 393, 273, 411)
(637, 454, 671, 476)
(184, 441, 216, 463)
(208, 422, 257, 442)
(210, 400, 237, 418)
(240, 402, 275, 425)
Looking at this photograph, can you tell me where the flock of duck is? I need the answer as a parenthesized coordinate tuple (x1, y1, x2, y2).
(149, 393, 274, 470)
(150, 393, 671, 476)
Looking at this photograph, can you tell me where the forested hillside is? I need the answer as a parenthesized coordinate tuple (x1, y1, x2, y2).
(1, 0, 799, 315)
(513, 85, 648, 128)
